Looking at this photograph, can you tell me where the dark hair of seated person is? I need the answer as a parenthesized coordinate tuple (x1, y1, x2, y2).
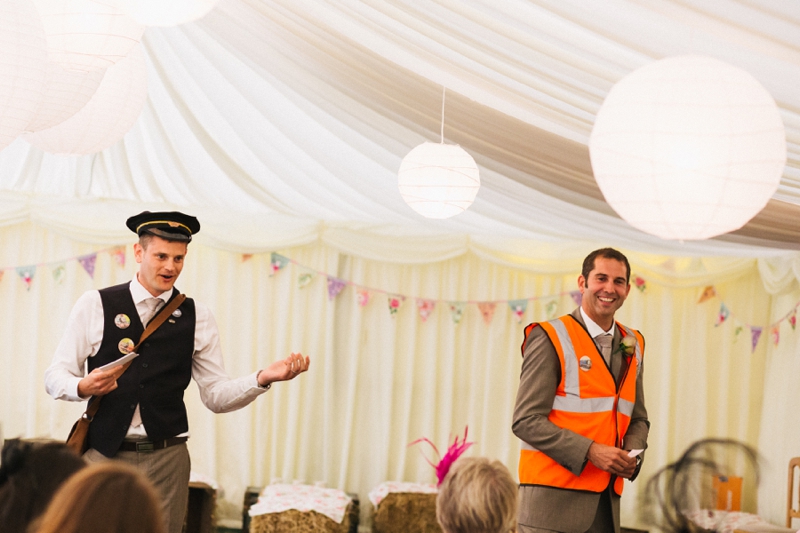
(0, 439, 86, 533)
(642, 438, 761, 533)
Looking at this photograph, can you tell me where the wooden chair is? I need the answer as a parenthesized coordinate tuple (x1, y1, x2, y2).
(713, 475, 742, 511)
(786, 457, 800, 527)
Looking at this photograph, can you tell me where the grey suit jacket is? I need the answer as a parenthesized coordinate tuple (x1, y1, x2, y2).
(512, 309, 649, 533)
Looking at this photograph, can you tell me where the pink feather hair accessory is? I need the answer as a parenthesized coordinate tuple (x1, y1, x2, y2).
(410, 427, 474, 486)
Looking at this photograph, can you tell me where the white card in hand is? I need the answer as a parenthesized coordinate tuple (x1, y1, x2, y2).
(627, 449, 644, 458)
(97, 352, 139, 371)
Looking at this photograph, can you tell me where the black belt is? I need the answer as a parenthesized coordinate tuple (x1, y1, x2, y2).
(118, 437, 188, 453)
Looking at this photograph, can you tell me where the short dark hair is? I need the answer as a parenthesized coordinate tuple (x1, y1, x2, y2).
(581, 248, 631, 284)
(139, 233, 188, 250)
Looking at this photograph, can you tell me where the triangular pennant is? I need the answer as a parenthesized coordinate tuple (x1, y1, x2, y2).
(477, 302, 496, 325)
(570, 291, 582, 307)
(52, 264, 66, 285)
(242, 254, 253, 262)
(78, 253, 97, 279)
(357, 290, 371, 307)
(110, 246, 126, 268)
(298, 272, 314, 289)
(698, 286, 716, 304)
(545, 300, 558, 319)
(388, 295, 404, 316)
(734, 325, 743, 340)
(715, 304, 729, 326)
(16, 266, 35, 290)
(270, 253, 289, 275)
(633, 275, 647, 293)
(790, 310, 797, 331)
(750, 326, 763, 352)
(416, 299, 436, 322)
(771, 326, 780, 347)
(508, 299, 528, 323)
(327, 276, 347, 300)
(449, 302, 464, 325)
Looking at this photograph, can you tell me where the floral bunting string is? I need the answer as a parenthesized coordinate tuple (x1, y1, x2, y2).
(270, 253, 289, 275)
(417, 299, 436, 322)
(111, 247, 126, 268)
(388, 295, 404, 316)
(698, 286, 716, 303)
(771, 326, 780, 347)
(790, 311, 797, 331)
(570, 291, 582, 306)
(53, 264, 66, 285)
(478, 302, 496, 325)
(633, 275, 647, 293)
(750, 326, 762, 353)
(449, 303, 464, 324)
(357, 290, 371, 307)
(545, 300, 558, 319)
(298, 273, 314, 289)
(327, 277, 346, 300)
(78, 253, 97, 279)
(241, 254, 253, 263)
(509, 299, 528, 323)
(16, 266, 35, 290)
(715, 304, 730, 326)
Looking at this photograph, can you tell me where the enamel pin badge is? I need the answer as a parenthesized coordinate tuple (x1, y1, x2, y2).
(579, 355, 592, 371)
(114, 314, 131, 329)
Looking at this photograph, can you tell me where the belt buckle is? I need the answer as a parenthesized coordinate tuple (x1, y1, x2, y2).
(136, 441, 155, 453)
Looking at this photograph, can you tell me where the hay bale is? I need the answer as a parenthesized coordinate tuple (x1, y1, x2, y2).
(372, 492, 442, 533)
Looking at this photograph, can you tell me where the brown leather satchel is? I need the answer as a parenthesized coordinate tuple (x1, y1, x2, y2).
(66, 294, 186, 455)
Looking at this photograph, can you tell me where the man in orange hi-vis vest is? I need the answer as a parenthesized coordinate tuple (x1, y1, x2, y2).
(513, 248, 649, 533)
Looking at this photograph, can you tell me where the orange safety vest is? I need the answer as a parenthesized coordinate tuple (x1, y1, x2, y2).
(518, 315, 644, 495)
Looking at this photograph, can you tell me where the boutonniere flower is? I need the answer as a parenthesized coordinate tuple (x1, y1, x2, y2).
(618, 335, 636, 357)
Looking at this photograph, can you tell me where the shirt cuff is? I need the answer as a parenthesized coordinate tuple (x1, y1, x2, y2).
(254, 371, 271, 391)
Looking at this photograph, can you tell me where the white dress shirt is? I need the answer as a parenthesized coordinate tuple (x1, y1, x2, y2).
(579, 306, 617, 340)
(45, 275, 267, 438)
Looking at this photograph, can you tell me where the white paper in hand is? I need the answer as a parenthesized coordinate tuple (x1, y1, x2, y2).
(97, 352, 139, 371)
(627, 449, 644, 458)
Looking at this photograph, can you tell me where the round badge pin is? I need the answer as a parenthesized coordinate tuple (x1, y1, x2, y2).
(114, 313, 131, 329)
(172, 309, 182, 318)
(579, 355, 592, 371)
(118, 338, 135, 354)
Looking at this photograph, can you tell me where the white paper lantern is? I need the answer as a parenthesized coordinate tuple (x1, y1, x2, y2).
(116, 0, 221, 27)
(589, 55, 786, 241)
(33, 0, 145, 72)
(398, 141, 480, 219)
(0, 0, 49, 150)
(25, 62, 105, 132)
(24, 43, 147, 155)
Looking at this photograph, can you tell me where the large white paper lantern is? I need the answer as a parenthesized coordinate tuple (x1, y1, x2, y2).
(24, 43, 147, 155)
(0, 0, 48, 150)
(33, 0, 145, 72)
(398, 141, 480, 219)
(25, 62, 105, 132)
(590, 55, 786, 241)
(115, 0, 221, 27)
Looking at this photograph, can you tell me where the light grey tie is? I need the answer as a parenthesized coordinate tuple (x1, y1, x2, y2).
(130, 298, 162, 428)
(596, 334, 613, 366)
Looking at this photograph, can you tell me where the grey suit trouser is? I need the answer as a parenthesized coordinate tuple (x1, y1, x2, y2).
(519, 485, 617, 533)
(84, 443, 191, 533)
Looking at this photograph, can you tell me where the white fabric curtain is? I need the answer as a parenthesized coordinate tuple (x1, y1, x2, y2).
(2, 222, 799, 527)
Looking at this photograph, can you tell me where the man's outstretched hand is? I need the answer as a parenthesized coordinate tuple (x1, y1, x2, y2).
(257, 352, 310, 387)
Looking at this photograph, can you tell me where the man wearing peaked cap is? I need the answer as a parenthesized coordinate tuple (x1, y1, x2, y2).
(45, 210, 311, 533)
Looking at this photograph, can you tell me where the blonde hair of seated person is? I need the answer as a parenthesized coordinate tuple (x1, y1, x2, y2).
(436, 456, 518, 533)
(35, 462, 166, 533)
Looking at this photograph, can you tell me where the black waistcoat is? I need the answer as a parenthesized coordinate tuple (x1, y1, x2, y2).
(87, 282, 195, 457)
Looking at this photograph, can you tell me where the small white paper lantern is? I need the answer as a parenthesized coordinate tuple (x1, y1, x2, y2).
(398, 141, 480, 219)
(25, 61, 105, 132)
(24, 43, 147, 155)
(33, 0, 145, 72)
(0, 0, 49, 150)
(116, 0, 221, 27)
(590, 55, 786, 241)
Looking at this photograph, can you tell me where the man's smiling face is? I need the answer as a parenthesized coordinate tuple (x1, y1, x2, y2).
(134, 236, 187, 297)
(578, 256, 630, 330)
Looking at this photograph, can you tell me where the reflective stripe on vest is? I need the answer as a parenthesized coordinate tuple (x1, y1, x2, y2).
(518, 316, 643, 495)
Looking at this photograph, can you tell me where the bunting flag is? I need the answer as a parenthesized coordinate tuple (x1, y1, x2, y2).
(570, 291, 582, 307)
(478, 302, 496, 325)
(449, 303, 464, 324)
(111, 246, 126, 268)
(416, 299, 436, 322)
(78, 253, 97, 279)
(750, 326, 763, 352)
(698, 286, 716, 304)
(790, 310, 797, 331)
(52, 264, 66, 285)
(16, 266, 34, 290)
(298, 273, 314, 289)
(327, 277, 346, 300)
(715, 304, 729, 326)
(509, 299, 528, 323)
(270, 253, 289, 275)
(771, 326, 780, 347)
(388, 295, 403, 316)
(734, 326, 743, 339)
(357, 290, 371, 307)
(545, 300, 558, 319)
(633, 275, 647, 293)
(241, 254, 253, 262)
(0, 270, 4, 283)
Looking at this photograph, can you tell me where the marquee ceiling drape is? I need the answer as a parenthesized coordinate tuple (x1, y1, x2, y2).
(1, 0, 799, 261)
